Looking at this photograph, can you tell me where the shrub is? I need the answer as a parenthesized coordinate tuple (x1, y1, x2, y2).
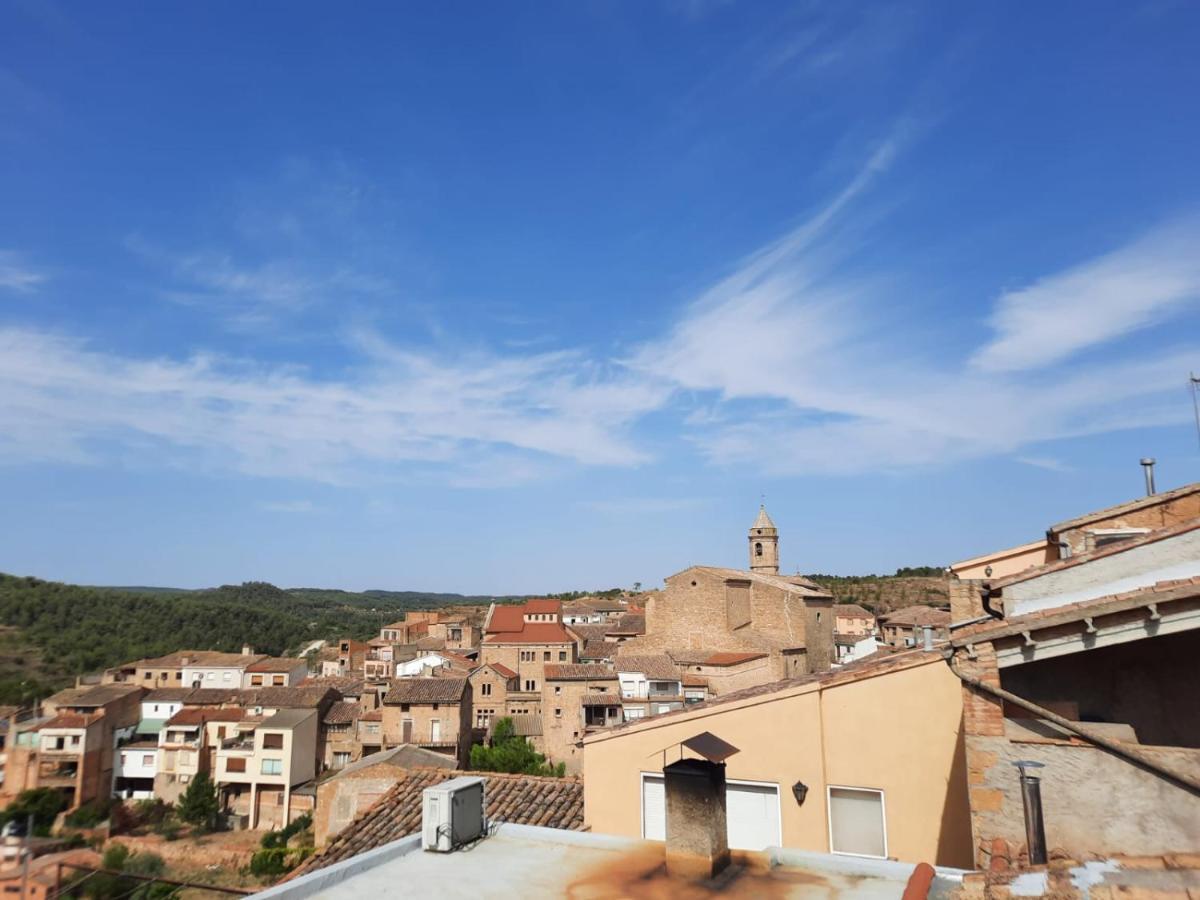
(102, 842, 130, 871)
(124, 851, 166, 878)
(65, 797, 113, 828)
(249, 848, 290, 878)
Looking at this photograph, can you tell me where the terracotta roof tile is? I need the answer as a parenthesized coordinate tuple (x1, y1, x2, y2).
(165, 707, 247, 726)
(1048, 481, 1200, 534)
(701, 651, 768, 667)
(483, 622, 574, 645)
(322, 701, 362, 725)
(486, 605, 526, 633)
(568, 625, 610, 642)
(543, 664, 615, 681)
(580, 641, 617, 660)
(383, 678, 467, 705)
(290, 769, 584, 876)
(614, 655, 678, 680)
(41, 713, 94, 729)
(244, 657, 306, 673)
(608, 613, 645, 635)
(834, 604, 875, 618)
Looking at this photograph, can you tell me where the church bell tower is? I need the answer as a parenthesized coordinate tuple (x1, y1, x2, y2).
(749, 505, 779, 574)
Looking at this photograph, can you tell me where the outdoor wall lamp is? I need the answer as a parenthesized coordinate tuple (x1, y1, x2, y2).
(791, 781, 809, 805)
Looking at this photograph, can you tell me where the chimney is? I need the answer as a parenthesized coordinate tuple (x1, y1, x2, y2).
(242, 644, 254, 656)
(1140, 458, 1156, 496)
(922, 625, 935, 651)
(664, 732, 740, 881)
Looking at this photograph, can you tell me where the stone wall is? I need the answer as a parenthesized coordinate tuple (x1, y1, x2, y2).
(966, 736, 1200, 871)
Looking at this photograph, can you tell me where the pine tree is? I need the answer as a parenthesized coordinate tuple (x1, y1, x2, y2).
(175, 772, 219, 831)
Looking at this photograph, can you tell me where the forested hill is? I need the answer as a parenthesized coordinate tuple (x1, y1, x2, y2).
(0, 574, 521, 705)
(805, 568, 949, 613)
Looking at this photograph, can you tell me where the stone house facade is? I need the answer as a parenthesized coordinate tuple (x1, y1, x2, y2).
(540, 664, 622, 774)
(380, 677, 472, 767)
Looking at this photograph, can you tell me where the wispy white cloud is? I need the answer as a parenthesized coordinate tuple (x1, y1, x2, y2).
(1015, 456, 1073, 473)
(971, 217, 1200, 373)
(0, 250, 46, 292)
(0, 326, 667, 485)
(1, 134, 1195, 487)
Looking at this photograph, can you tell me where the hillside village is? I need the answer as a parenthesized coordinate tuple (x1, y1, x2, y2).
(1, 479, 1199, 897)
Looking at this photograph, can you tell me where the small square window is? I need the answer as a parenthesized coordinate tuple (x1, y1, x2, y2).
(554, 708, 562, 718)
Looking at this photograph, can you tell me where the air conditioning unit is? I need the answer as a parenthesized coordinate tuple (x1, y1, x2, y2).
(421, 776, 486, 852)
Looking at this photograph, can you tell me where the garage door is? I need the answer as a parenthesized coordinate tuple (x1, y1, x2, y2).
(641, 775, 780, 851)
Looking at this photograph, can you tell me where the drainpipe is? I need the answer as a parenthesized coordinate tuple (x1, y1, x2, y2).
(945, 652, 1200, 795)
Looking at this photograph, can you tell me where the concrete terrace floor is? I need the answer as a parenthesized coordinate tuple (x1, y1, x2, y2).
(270, 826, 960, 900)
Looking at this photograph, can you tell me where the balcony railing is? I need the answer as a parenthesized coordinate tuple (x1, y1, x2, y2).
(220, 737, 256, 752)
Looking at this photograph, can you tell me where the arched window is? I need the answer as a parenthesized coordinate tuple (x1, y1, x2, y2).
(755, 541, 763, 557)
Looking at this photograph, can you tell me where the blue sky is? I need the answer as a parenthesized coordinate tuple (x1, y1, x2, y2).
(2, 2, 1199, 594)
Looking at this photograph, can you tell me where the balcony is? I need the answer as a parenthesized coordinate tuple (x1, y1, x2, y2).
(220, 736, 256, 752)
(37, 764, 78, 786)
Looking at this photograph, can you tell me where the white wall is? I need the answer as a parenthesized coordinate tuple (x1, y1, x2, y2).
(183, 665, 245, 687)
(1006, 528, 1200, 616)
(142, 700, 184, 720)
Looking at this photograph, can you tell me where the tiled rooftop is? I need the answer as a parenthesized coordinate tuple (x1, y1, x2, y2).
(383, 677, 467, 705)
(289, 769, 584, 876)
(543, 664, 615, 681)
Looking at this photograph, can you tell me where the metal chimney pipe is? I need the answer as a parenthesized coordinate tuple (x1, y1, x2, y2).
(1140, 458, 1156, 496)
(1013, 761, 1047, 865)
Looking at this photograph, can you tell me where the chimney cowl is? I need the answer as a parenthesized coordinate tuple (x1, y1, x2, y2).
(1140, 458, 1157, 496)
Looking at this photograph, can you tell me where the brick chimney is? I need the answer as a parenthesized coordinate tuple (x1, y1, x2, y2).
(664, 757, 730, 880)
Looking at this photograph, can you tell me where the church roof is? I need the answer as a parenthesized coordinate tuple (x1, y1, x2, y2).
(752, 505, 776, 530)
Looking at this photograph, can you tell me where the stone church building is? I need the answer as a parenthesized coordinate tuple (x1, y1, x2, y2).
(620, 506, 835, 679)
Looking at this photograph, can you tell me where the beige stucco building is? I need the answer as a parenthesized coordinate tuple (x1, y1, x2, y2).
(582, 650, 974, 867)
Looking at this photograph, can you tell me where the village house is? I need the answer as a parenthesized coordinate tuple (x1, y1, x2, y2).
(539, 664, 622, 774)
(668, 650, 775, 696)
(214, 708, 318, 830)
(467, 662, 516, 732)
(242, 657, 309, 689)
(153, 707, 245, 803)
(0, 683, 144, 811)
(561, 600, 603, 625)
(582, 648, 974, 864)
(614, 655, 684, 721)
(380, 677, 472, 767)
(181, 647, 269, 689)
(480, 599, 578, 699)
(621, 507, 834, 682)
(877, 605, 951, 649)
(333, 639, 369, 677)
(833, 603, 876, 637)
(312, 746, 455, 846)
(320, 700, 362, 770)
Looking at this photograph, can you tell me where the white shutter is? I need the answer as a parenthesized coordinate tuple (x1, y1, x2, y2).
(829, 787, 886, 857)
(641, 775, 665, 840)
(726, 783, 780, 851)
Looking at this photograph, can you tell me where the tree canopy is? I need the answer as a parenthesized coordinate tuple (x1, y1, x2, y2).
(469, 717, 565, 777)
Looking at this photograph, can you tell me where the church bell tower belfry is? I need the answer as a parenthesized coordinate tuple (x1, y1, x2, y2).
(749, 505, 779, 574)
